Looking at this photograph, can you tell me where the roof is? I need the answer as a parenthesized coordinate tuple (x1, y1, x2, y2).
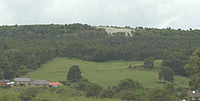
(0, 79, 10, 82)
(188, 90, 200, 97)
(30, 80, 49, 85)
(49, 82, 63, 86)
(14, 78, 31, 82)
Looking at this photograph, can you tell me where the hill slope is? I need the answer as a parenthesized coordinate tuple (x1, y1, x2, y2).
(1, 24, 200, 79)
(23, 57, 189, 88)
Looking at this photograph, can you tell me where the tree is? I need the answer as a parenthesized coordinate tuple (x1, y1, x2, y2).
(189, 74, 200, 90)
(118, 79, 143, 91)
(0, 90, 20, 101)
(162, 52, 188, 76)
(0, 69, 4, 79)
(185, 48, 200, 89)
(85, 83, 103, 97)
(120, 91, 138, 101)
(159, 66, 174, 82)
(67, 65, 82, 82)
(147, 87, 177, 101)
(100, 88, 114, 98)
(185, 48, 200, 75)
(75, 78, 90, 91)
(18, 87, 41, 101)
(144, 57, 154, 68)
(15, 65, 28, 77)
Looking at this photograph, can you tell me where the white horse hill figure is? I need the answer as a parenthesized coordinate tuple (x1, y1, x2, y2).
(97, 26, 135, 37)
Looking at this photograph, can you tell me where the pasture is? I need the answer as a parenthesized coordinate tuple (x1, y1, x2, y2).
(23, 57, 189, 88)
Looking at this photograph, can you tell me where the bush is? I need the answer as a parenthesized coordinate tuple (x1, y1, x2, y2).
(100, 88, 114, 98)
(19, 87, 44, 101)
(0, 89, 20, 101)
(75, 78, 90, 91)
(118, 79, 143, 91)
(85, 83, 103, 97)
(147, 87, 177, 101)
(120, 91, 137, 101)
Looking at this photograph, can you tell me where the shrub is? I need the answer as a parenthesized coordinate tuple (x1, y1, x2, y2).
(85, 83, 103, 97)
(120, 91, 137, 101)
(118, 79, 143, 91)
(18, 87, 44, 101)
(75, 78, 90, 91)
(100, 88, 114, 98)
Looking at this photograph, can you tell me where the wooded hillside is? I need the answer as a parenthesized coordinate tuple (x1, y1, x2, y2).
(0, 24, 200, 79)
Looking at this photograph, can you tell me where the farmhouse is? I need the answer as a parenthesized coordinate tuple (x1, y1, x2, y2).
(187, 90, 200, 101)
(30, 80, 49, 87)
(14, 78, 31, 86)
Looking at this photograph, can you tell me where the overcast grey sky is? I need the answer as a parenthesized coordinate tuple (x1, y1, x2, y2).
(0, 0, 199, 29)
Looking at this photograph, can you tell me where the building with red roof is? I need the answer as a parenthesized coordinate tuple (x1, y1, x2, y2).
(49, 82, 63, 87)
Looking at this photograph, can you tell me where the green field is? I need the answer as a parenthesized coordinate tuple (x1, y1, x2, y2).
(23, 57, 189, 88)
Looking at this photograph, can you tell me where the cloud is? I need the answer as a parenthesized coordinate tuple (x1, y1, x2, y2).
(0, 0, 56, 24)
(0, 0, 200, 29)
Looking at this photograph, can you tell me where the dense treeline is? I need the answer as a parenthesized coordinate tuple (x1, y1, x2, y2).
(0, 24, 200, 79)
(0, 83, 182, 101)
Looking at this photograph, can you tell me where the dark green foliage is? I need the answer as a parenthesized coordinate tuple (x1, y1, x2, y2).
(147, 86, 177, 101)
(67, 65, 82, 82)
(85, 83, 103, 97)
(144, 57, 154, 68)
(185, 48, 200, 89)
(0, 89, 20, 101)
(117, 79, 143, 91)
(75, 78, 90, 91)
(0, 69, 4, 79)
(159, 67, 174, 82)
(162, 52, 188, 76)
(19, 87, 42, 101)
(15, 65, 28, 77)
(189, 74, 200, 90)
(99, 88, 114, 98)
(185, 48, 200, 75)
(120, 91, 138, 101)
(110, 79, 144, 97)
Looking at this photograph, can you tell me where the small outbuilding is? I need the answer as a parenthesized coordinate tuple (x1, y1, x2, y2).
(30, 80, 49, 87)
(6, 82, 15, 87)
(14, 78, 31, 86)
(49, 82, 63, 87)
(0, 79, 10, 85)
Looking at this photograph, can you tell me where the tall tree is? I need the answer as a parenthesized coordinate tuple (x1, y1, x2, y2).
(67, 65, 82, 82)
(185, 48, 200, 75)
(185, 48, 200, 89)
(162, 52, 188, 76)
(159, 66, 174, 82)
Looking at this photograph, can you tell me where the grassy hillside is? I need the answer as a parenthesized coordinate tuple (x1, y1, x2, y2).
(23, 57, 189, 88)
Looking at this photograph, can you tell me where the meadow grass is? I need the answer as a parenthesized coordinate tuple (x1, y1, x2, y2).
(23, 57, 189, 88)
